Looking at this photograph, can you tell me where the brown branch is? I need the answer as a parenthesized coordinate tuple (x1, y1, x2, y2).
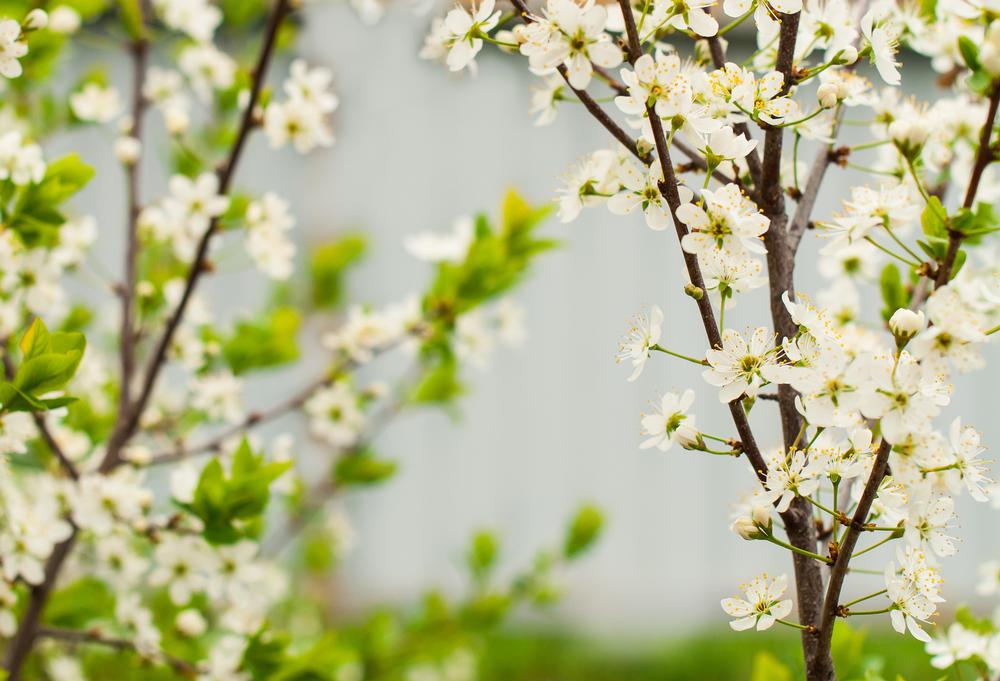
(118, 16, 150, 421)
(811, 439, 893, 680)
(149, 375, 328, 465)
(102, 0, 293, 472)
(613, 0, 771, 488)
(933, 84, 1000, 288)
(37, 626, 198, 676)
(706, 32, 763, 187)
(3, 530, 79, 680)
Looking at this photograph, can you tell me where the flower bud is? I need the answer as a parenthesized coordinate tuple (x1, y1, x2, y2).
(834, 45, 857, 66)
(175, 609, 207, 637)
(114, 135, 142, 165)
(751, 504, 771, 529)
(889, 308, 926, 342)
(731, 515, 766, 540)
(817, 83, 840, 109)
(676, 425, 703, 450)
(49, 6, 81, 34)
(23, 9, 48, 30)
(684, 283, 704, 300)
(888, 118, 929, 158)
(982, 24, 1000, 77)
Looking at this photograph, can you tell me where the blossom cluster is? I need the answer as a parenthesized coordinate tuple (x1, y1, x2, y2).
(424, 0, 1000, 669)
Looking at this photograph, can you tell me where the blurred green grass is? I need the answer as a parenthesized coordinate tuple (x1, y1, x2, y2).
(480, 627, 940, 680)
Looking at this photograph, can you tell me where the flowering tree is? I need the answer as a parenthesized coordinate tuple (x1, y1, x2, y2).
(422, 0, 999, 678)
(0, 2, 607, 680)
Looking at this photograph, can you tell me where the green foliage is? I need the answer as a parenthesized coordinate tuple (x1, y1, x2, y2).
(334, 449, 397, 487)
(0, 318, 85, 413)
(478, 628, 934, 681)
(180, 439, 291, 544)
(43, 577, 115, 629)
(310, 234, 367, 309)
(222, 306, 302, 375)
(410, 357, 464, 405)
(750, 651, 792, 681)
(467, 531, 500, 582)
(5, 153, 94, 247)
(563, 504, 604, 559)
(957, 36, 997, 95)
(424, 191, 555, 322)
(879, 264, 907, 322)
(413, 191, 554, 408)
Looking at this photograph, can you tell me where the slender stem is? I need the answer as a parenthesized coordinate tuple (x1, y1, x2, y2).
(650, 344, 708, 366)
(777, 619, 816, 631)
(882, 223, 924, 264)
(844, 607, 891, 616)
(763, 533, 833, 565)
(863, 236, 921, 268)
(841, 589, 887, 609)
(851, 536, 897, 558)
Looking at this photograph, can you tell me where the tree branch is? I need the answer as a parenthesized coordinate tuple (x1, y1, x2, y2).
(811, 439, 893, 678)
(613, 0, 771, 486)
(102, 0, 293, 471)
(933, 84, 1000, 288)
(148, 375, 329, 465)
(117, 14, 150, 421)
(37, 626, 198, 676)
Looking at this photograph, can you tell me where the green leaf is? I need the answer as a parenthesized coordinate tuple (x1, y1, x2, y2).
(920, 197, 947, 239)
(117, 0, 144, 38)
(879, 264, 907, 322)
(467, 530, 500, 581)
(958, 36, 981, 72)
(563, 504, 604, 559)
(410, 359, 464, 405)
(334, 451, 397, 487)
(184, 439, 292, 544)
(222, 306, 301, 375)
(0, 320, 85, 412)
(44, 577, 115, 629)
(750, 652, 793, 681)
(310, 234, 367, 309)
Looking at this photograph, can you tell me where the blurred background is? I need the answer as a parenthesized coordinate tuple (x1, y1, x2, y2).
(64, 3, 1000, 677)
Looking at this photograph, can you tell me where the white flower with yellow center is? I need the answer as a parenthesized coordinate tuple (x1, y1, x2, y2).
(721, 573, 793, 631)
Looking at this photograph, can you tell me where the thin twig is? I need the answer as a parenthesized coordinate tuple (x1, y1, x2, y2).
(37, 626, 198, 676)
(118, 16, 150, 419)
(149, 375, 328, 465)
(102, 0, 294, 472)
(934, 84, 1000, 288)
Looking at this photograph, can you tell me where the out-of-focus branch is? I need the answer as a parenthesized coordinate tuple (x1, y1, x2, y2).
(102, 0, 294, 472)
(37, 626, 198, 676)
(934, 85, 1000, 287)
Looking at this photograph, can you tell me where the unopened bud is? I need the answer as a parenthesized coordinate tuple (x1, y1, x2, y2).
(114, 135, 142, 165)
(23, 9, 48, 30)
(49, 6, 81, 34)
(889, 308, 926, 343)
(817, 83, 840, 109)
(731, 515, 767, 540)
(684, 283, 704, 300)
(834, 45, 857, 66)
